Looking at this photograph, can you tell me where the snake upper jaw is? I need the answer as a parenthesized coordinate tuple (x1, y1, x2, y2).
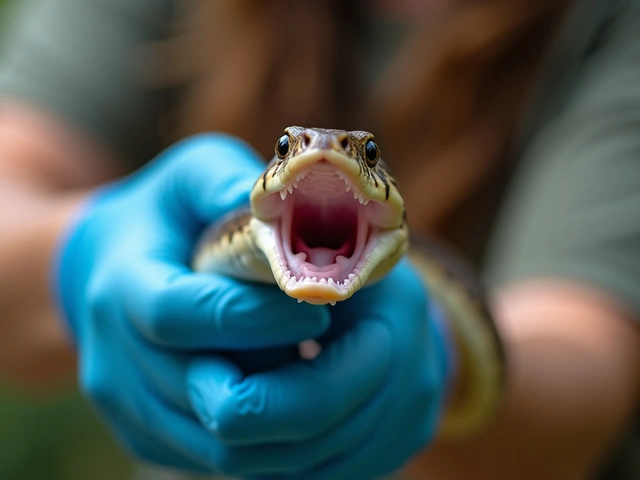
(251, 149, 404, 230)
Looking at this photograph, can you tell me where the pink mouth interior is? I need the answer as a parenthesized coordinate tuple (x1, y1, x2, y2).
(279, 164, 369, 283)
(292, 203, 357, 266)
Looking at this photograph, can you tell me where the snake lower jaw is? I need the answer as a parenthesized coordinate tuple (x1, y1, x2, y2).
(251, 217, 409, 305)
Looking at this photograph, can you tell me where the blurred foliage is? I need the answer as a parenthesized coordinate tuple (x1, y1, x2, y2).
(0, 0, 133, 479)
(0, 387, 132, 479)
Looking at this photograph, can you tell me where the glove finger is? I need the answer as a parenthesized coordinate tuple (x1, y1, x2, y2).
(96, 135, 266, 270)
(190, 376, 389, 477)
(121, 322, 191, 411)
(120, 262, 330, 349)
(318, 259, 429, 347)
(86, 330, 304, 478)
(107, 408, 211, 475)
(105, 388, 222, 474)
(248, 396, 439, 480)
(80, 322, 218, 472)
(127, 326, 299, 411)
(197, 325, 443, 477)
(109, 264, 310, 410)
(187, 318, 394, 445)
(334, 258, 427, 314)
(248, 436, 414, 480)
(151, 134, 266, 234)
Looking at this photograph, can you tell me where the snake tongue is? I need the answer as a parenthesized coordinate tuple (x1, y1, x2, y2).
(297, 253, 358, 281)
(289, 248, 350, 281)
(300, 260, 341, 279)
(304, 247, 340, 267)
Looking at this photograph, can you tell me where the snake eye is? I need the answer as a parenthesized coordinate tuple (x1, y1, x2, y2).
(276, 134, 290, 159)
(365, 139, 380, 166)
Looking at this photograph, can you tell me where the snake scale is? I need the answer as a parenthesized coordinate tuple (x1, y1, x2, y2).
(193, 127, 505, 439)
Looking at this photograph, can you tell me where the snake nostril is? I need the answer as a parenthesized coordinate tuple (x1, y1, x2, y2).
(302, 132, 312, 148)
(340, 137, 350, 151)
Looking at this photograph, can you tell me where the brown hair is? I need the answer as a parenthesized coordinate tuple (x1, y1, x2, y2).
(154, 0, 568, 250)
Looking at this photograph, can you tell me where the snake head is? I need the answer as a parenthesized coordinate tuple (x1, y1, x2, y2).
(249, 126, 408, 305)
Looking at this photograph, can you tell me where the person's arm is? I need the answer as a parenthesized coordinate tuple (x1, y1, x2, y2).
(0, 0, 175, 389)
(0, 101, 124, 389)
(404, 282, 640, 480)
(403, 0, 640, 476)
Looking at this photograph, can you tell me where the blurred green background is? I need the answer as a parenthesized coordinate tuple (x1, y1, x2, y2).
(0, 389, 132, 479)
(0, 1, 132, 478)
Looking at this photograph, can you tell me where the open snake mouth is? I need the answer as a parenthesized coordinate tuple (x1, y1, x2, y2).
(281, 162, 370, 286)
(251, 159, 404, 304)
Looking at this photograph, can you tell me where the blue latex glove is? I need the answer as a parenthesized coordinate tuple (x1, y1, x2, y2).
(188, 259, 454, 480)
(55, 134, 332, 473)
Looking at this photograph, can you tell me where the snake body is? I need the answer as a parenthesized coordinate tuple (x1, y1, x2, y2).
(193, 127, 505, 438)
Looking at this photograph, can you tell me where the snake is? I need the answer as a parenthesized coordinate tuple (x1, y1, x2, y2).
(193, 126, 505, 439)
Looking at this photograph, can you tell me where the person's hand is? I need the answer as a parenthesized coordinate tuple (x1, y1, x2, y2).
(54, 134, 331, 473)
(188, 259, 454, 479)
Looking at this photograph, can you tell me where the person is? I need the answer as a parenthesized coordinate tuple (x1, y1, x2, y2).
(0, 1, 638, 480)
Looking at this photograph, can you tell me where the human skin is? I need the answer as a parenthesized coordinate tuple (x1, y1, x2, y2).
(381, 0, 640, 475)
(0, 101, 639, 477)
(403, 282, 640, 479)
(0, 100, 126, 390)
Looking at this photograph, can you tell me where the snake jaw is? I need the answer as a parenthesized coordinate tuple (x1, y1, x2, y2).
(250, 153, 408, 305)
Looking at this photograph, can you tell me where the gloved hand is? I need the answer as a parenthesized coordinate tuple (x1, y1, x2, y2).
(188, 259, 455, 480)
(54, 134, 331, 473)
